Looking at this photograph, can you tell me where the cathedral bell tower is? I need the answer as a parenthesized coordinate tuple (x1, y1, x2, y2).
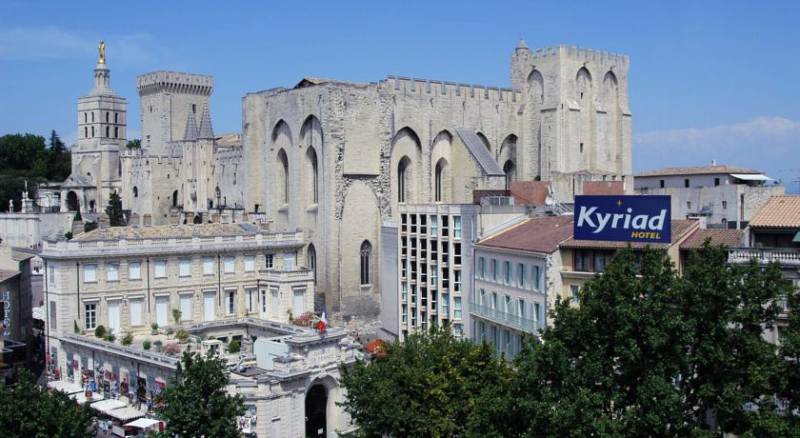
(67, 41, 127, 214)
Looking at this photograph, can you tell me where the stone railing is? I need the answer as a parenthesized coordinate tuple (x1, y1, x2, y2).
(61, 334, 179, 369)
(469, 301, 541, 333)
(261, 268, 314, 283)
(728, 247, 800, 266)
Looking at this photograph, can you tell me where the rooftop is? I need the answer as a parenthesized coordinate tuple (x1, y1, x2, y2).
(478, 215, 573, 254)
(510, 181, 550, 206)
(560, 219, 698, 250)
(215, 133, 241, 148)
(0, 269, 19, 283)
(748, 196, 800, 229)
(635, 164, 762, 178)
(583, 181, 625, 196)
(680, 228, 744, 250)
(72, 223, 266, 242)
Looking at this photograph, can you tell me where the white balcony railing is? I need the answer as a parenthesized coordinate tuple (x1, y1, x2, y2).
(728, 247, 800, 266)
(469, 301, 541, 333)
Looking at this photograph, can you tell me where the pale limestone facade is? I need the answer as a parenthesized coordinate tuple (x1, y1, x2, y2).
(242, 43, 632, 316)
(41, 223, 313, 373)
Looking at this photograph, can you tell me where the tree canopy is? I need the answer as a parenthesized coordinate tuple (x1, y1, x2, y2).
(105, 191, 125, 226)
(340, 245, 800, 437)
(0, 131, 71, 211)
(0, 369, 95, 437)
(155, 351, 245, 438)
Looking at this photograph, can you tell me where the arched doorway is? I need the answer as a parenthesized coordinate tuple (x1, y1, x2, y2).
(305, 384, 327, 437)
(66, 191, 80, 212)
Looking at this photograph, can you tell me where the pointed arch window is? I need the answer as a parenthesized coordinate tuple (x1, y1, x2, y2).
(398, 157, 410, 203)
(360, 240, 372, 285)
(106, 126, 110, 138)
(307, 148, 318, 204)
(308, 244, 317, 284)
(133, 186, 138, 198)
(277, 149, 289, 204)
(435, 159, 447, 202)
(503, 160, 516, 190)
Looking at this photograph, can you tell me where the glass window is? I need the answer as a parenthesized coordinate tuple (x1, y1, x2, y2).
(203, 257, 215, 275)
(491, 292, 498, 309)
(430, 215, 438, 236)
(244, 255, 255, 272)
(154, 260, 167, 278)
(453, 270, 461, 292)
(284, 252, 296, 270)
(518, 298, 526, 318)
(179, 259, 191, 277)
(360, 241, 372, 285)
(226, 290, 236, 315)
(517, 263, 525, 288)
(129, 299, 143, 326)
(505, 295, 513, 314)
(491, 259, 498, 281)
(265, 254, 274, 269)
(570, 285, 580, 300)
(453, 216, 462, 239)
(270, 288, 280, 315)
(453, 297, 462, 319)
(84, 303, 97, 329)
(83, 264, 97, 283)
(128, 262, 141, 280)
(478, 257, 485, 279)
(180, 294, 193, 321)
(532, 265, 541, 290)
(504, 261, 511, 284)
(106, 263, 119, 282)
(224, 256, 235, 274)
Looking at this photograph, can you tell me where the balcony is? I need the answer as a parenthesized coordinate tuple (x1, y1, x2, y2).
(469, 300, 540, 333)
(728, 247, 800, 267)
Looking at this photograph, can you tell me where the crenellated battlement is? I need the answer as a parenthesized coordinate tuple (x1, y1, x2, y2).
(137, 71, 214, 96)
(531, 45, 629, 68)
(380, 76, 522, 103)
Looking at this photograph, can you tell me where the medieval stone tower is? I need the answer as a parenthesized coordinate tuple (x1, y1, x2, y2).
(66, 43, 127, 214)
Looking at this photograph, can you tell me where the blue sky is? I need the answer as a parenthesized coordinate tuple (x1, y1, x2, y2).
(1, 1, 798, 190)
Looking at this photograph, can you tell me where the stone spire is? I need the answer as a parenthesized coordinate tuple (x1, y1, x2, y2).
(183, 113, 198, 141)
(90, 41, 114, 96)
(197, 105, 214, 139)
(517, 38, 529, 50)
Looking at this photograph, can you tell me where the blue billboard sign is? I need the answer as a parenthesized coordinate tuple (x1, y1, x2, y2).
(574, 195, 671, 243)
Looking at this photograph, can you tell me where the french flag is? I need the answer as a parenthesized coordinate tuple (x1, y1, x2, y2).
(315, 312, 327, 334)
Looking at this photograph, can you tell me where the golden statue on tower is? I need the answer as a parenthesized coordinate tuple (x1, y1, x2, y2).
(98, 40, 106, 64)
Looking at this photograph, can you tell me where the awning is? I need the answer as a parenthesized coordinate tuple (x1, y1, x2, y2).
(70, 391, 103, 405)
(106, 406, 145, 421)
(47, 380, 83, 394)
(125, 418, 161, 429)
(730, 173, 773, 181)
(90, 399, 126, 414)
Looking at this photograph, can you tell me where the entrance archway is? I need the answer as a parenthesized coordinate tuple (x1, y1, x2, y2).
(66, 191, 80, 212)
(305, 384, 327, 437)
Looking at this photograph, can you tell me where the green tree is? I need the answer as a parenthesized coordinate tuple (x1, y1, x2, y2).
(338, 326, 513, 437)
(126, 139, 141, 149)
(500, 245, 799, 437)
(0, 132, 71, 211)
(0, 369, 95, 437)
(48, 130, 71, 181)
(155, 352, 245, 438)
(105, 191, 125, 226)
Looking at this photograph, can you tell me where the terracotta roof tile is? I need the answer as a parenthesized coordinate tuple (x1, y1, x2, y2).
(478, 215, 572, 254)
(680, 228, 744, 249)
(560, 219, 698, 250)
(635, 164, 762, 178)
(510, 181, 550, 206)
(749, 196, 800, 228)
(582, 181, 624, 196)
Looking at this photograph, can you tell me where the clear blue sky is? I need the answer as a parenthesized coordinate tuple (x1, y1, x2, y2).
(1, 0, 798, 190)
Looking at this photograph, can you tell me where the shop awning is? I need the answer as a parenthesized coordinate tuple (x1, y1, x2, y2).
(47, 380, 83, 394)
(125, 418, 161, 429)
(70, 391, 103, 405)
(90, 399, 126, 414)
(730, 173, 773, 181)
(106, 407, 145, 421)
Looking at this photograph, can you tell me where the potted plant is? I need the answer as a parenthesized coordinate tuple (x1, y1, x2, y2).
(172, 309, 182, 327)
(94, 325, 107, 339)
(151, 322, 159, 335)
(142, 339, 151, 351)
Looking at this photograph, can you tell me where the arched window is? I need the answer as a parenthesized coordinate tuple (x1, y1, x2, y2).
(172, 190, 178, 208)
(398, 157, 410, 203)
(91, 112, 95, 122)
(360, 240, 371, 285)
(503, 160, 516, 190)
(114, 127, 119, 138)
(91, 126, 95, 137)
(105, 112, 109, 123)
(476, 132, 491, 153)
(84, 113, 87, 123)
(435, 158, 448, 202)
(84, 127, 88, 138)
(114, 113, 118, 123)
(307, 147, 318, 204)
(277, 149, 289, 203)
(106, 126, 110, 138)
(133, 186, 138, 198)
(308, 244, 317, 284)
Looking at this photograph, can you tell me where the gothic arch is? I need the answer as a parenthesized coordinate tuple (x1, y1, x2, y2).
(576, 67, 593, 101)
(340, 181, 380, 300)
(307, 243, 317, 284)
(503, 160, 516, 190)
(305, 147, 319, 205)
(390, 127, 422, 212)
(300, 115, 323, 147)
(527, 69, 544, 104)
(276, 148, 289, 204)
(602, 71, 620, 168)
(271, 119, 293, 144)
(434, 157, 451, 203)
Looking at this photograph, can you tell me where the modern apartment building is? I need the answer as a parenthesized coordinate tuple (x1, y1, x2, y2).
(382, 204, 479, 340)
(471, 215, 572, 358)
(634, 164, 783, 228)
(40, 223, 314, 373)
